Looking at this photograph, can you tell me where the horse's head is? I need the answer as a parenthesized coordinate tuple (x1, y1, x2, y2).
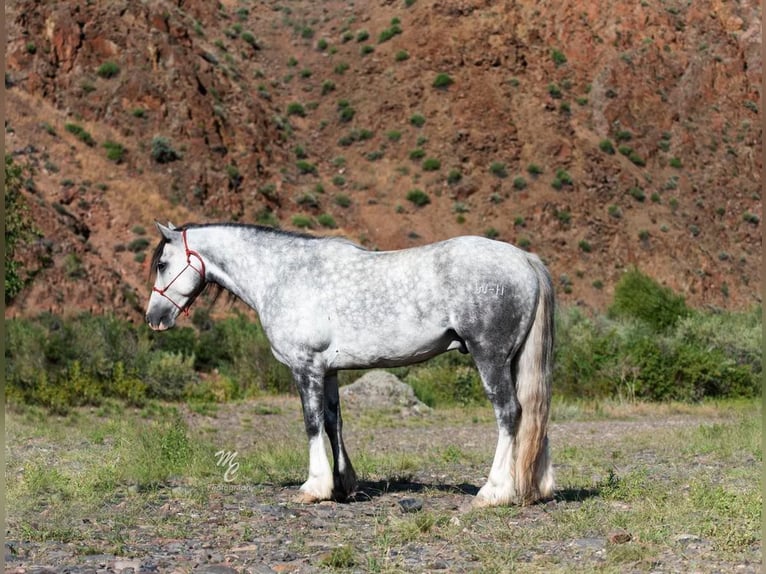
(145, 222, 206, 331)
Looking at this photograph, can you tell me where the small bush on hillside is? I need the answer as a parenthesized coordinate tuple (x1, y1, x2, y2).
(102, 140, 126, 163)
(551, 49, 567, 66)
(489, 162, 507, 178)
(609, 267, 689, 331)
(150, 137, 181, 163)
(291, 214, 313, 228)
(379, 23, 403, 43)
(599, 139, 616, 154)
(527, 163, 543, 176)
(286, 102, 306, 117)
(433, 73, 454, 88)
(65, 123, 96, 147)
(334, 194, 351, 207)
(96, 61, 120, 78)
(317, 213, 337, 228)
(406, 189, 430, 206)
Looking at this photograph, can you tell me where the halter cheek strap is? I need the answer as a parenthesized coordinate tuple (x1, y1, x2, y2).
(152, 229, 206, 317)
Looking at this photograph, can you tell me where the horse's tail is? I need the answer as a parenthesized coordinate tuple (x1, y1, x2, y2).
(514, 253, 555, 505)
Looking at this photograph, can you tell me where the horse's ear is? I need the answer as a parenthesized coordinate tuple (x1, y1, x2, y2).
(167, 221, 176, 230)
(155, 221, 178, 241)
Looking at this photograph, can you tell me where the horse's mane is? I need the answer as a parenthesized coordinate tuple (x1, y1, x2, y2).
(149, 222, 324, 275)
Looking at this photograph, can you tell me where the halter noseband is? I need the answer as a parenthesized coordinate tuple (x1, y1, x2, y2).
(152, 229, 206, 317)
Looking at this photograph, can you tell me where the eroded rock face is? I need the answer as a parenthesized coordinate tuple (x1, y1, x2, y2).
(3, 0, 761, 318)
(7, 0, 282, 216)
(340, 371, 431, 415)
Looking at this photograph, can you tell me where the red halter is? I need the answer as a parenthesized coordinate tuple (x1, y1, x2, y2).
(152, 229, 206, 317)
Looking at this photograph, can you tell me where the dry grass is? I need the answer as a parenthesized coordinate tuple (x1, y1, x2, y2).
(5, 397, 761, 571)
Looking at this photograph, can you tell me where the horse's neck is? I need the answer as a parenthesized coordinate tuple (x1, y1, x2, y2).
(191, 226, 291, 311)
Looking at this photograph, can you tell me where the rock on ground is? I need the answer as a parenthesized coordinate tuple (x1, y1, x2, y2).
(339, 370, 430, 415)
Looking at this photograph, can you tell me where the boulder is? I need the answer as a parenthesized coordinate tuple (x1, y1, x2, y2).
(339, 370, 430, 415)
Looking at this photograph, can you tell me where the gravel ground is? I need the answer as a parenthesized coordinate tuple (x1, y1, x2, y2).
(5, 398, 761, 573)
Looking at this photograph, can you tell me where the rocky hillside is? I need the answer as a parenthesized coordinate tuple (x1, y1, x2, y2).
(5, 0, 762, 321)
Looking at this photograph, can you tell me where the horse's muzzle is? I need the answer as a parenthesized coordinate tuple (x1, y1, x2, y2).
(146, 313, 173, 331)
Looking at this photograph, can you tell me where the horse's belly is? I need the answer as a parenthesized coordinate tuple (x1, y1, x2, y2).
(326, 325, 460, 370)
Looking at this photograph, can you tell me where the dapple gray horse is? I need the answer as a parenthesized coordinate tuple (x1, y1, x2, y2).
(145, 222, 555, 506)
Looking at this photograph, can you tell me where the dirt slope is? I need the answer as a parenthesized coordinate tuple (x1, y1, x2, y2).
(5, 0, 762, 320)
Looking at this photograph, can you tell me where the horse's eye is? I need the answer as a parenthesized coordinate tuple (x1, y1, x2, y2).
(157, 262, 167, 272)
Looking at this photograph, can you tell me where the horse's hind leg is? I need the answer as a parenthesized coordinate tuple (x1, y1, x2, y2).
(324, 372, 357, 500)
(472, 353, 520, 507)
(293, 368, 334, 503)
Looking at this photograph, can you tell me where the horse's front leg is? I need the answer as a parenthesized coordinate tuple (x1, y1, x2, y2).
(324, 372, 357, 500)
(293, 368, 334, 504)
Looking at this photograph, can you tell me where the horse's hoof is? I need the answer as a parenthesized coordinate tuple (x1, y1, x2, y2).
(471, 495, 494, 509)
(292, 490, 324, 504)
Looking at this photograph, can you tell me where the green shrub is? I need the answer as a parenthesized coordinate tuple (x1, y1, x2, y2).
(296, 160, 317, 175)
(409, 148, 426, 160)
(548, 83, 562, 99)
(422, 157, 441, 171)
(551, 49, 567, 66)
(65, 123, 96, 147)
(378, 23, 403, 43)
(295, 192, 319, 209)
(96, 61, 120, 79)
(555, 169, 573, 185)
(291, 214, 313, 228)
(395, 50, 409, 62)
(554, 305, 762, 402)
(287, 102, 306, 117)
(406, 189, 430, 206)
(321, 80, 335, 95)
(599, 139, 615, 154)
(127, 237, 150, 253)
(433, 73, 454, 88)
(317, 213, 337, 228)
(527, 163, 543, 176)
(489, 162, 507, 178)
(410, 114, 426, 127)
(513, 176, 527, 190)
(5, 156, 40, 302)
(256, 207, 280, 227)
(241, 31, 259, 48)
(628, 186, 645, 201)
(150, 137, 181, 163)
(334, 194, 351, 207)
(406, 355, 484, 407)
(102, 140, 126, 163)
(609, 267, 689, 331)
(338, 105, 355, 123)
(447, 169, 462, 184)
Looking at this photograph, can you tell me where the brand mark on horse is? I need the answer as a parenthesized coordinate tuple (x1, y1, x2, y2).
(475, 283, 506, 296)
